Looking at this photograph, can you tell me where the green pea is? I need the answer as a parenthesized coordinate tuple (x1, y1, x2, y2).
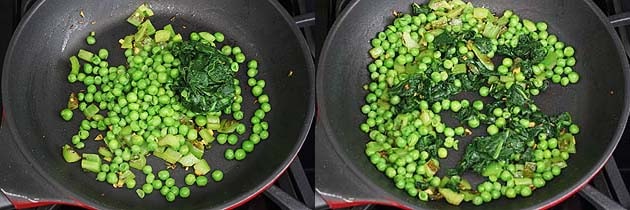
(185, 174, 196, 186)
(538, 140, 548, 150)
(254, 109, 266, 119)
(563, 46, 575, 57)
(86, 36, 96, 45)
(506, 188, 517, 198)
(460, 100, 470, 108)
(479, 86, 489, 97)
(163, 53, 174, 63)
(256, 79, 267, 88)
(161, 178, 174, 188)
(567, 72, 580, 84)
(551, 166, 561, 176)
(229, 122, 244, 134)
(548, 138, 558, 149)
(252, 86, 263, 97)
(96, 172, 107, 182)
(472, 100, 483, 111)
(249, 133, 261, 144)
(390, 95, 401, 105)
(158, 170, 170, 181)
(259, 130, 269, 140)
(142, 183, 153, 194)
(567, 57, 576, 66)
(443, 60, 453, 69)
(196, 176, 208, 187)
(443, 127, 455, 137)
(190, 32, 200, 41)
(424, 33, 435, 43)
(60, 108, 73, 121)
(221, 45, 233, 55)
(194, 115, 207, 127)
(214, 32, 225, 42)
(217, 134, 228, 144)
(520, 187, 532, 197)
(569, 124, 580, 134)
(146, 173, 155, 183)
(242, 140, 255, 152)
(472, 196, 483, 205)
(211, 170, 224, 182)
(179, 186, 191, 198)
(233, 111, 244, 120)
(495, 117, 506, 128)
(458, 45, 469, 54)
(235, 53, 246, 63)
(542, 171, 554, 181)
(227, 134, 239, 145)
(498, 65, 509, 74)
(437, 147, 448, 158)
(246, 68, 258, 78)
(450, 100, 462, 112)
(533, 177, 546, 188)
(152, 179, 164, 189)
(250, 116, 262, 125)
(486, 125, 499, 136)
(166, 192, 176, 202)
(560, 77, 570, 86)
(235, 149, 246, 160)
(98, 49, 109, 60)
(491, 190, 501, 199)
(385, 167, 396, 178)
(454, 127, 465, 136)
(160, 186, 170, 196)
(67, 74, 78, 83)
(468, 118, 480, 128)
(481, 191, 492, 202)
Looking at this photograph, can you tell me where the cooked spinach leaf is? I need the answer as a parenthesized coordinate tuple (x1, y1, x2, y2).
(496, 35, 546, 64)
(171, 40, 235, 113)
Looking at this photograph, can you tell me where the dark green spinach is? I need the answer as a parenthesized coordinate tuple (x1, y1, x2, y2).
(496, 35, 546, 64)
(411, 3, 431, 15)
(171, 40, 235, 113)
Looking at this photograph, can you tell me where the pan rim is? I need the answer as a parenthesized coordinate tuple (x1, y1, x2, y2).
(315, 0, 630, 209)
(0, 0, 316, 209)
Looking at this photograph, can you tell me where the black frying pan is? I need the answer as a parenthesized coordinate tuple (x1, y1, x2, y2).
(316, 0, 630, 209)
(0, 0, 315, 209)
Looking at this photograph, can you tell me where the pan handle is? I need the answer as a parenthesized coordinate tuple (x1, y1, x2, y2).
(314, 123, 411, 209)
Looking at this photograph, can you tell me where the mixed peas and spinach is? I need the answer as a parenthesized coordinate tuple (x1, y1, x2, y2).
(361, 0, 579, 206)
(60, 4, 271, 202)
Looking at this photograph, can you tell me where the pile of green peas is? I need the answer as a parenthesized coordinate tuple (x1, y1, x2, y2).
(361, 0, 580, 206)
(60, 23, 272, 201)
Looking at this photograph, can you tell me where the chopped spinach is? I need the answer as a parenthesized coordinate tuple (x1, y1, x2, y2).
(171, 40, 235, 113)
(416, 134, 445, 158)
(453, 111, 573, 175)
(433, 31, 475, 53)
(473, 37, 493, 54)
(412, 3, 431, 15)
(497, 35, 546, 64)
